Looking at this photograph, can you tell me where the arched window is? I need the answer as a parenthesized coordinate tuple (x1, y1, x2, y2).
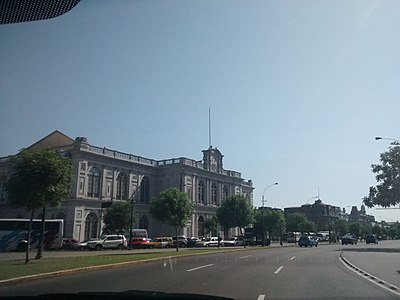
(211, 183, 217, 205)
(198, 216, 204, 237)
(140, 176, 150, 203)
(198, 180, 205, 204)
(139, 215, 149, 231)
(116, 173, 127, 200)
(84, 212, 98, 240)
(223, 185, 229, 201)
(88, 167, 101, 198)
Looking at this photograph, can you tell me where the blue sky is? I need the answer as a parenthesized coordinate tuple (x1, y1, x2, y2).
(1, 0, 400, 221)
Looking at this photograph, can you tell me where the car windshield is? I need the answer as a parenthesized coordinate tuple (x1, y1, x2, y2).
(1, 1, 400, 299)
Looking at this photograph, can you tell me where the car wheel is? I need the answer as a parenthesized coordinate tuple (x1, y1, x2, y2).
(117, 244, 124, 250)
(95, 244, 102, 251)
(17, 242, 27, 252)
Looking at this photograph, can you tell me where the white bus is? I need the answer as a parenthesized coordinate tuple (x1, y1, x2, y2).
(0, 218, 64, 252)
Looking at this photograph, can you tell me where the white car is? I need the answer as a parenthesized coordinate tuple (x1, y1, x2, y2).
(86, 235, 127, 251)
(196, 237, 220, 247)
(223, 237, 244, 246)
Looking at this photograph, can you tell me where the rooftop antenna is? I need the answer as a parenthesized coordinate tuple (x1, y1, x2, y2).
(209, 107, 212, 148)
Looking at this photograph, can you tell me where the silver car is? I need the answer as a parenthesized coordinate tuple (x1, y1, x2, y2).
(86, 235, 127, 251)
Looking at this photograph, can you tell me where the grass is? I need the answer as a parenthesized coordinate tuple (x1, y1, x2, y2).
(0, 249, 238, 281)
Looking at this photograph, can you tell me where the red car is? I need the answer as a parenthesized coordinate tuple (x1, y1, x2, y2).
(128, 237, 149, 249)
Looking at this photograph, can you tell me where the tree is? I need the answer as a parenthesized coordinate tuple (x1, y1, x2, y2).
(298, 219, 316, 233)
(363, 146, 400, 208)
(286, 213, 311, 233)
(5, 149, 72, 262)
(334, 219, 348, 237)
(348, 222, 362, 237)
(103, 201, 132, 235)
(150, 188, 193, 252)
(216, 195, 253, 238)
(254, 209, 285, 246)
(203, 216, 218, 236)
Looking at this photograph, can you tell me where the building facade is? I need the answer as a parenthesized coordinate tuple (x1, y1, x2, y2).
(0, 131, 254, 241)
(284, 199, 341, 231)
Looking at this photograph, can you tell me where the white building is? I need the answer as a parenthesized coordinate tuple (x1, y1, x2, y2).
(0, 131, 254, 241)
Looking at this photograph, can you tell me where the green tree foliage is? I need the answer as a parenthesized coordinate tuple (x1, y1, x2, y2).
(334, 219, 349, 237)
(372, 224, 382, 236)
(348, 222, 362, 237)
(203, 215, 218, 236)
(5, 149, 72, 262)
(363, 146, 400, 208)
(285, 213, 313, 233)
(216, 195, 253, 235)
(254, 209, 285, 245)
(150, 188, 193, 252)
(103, 201, 132, 235)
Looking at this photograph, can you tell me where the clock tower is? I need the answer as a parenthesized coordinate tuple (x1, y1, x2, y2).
(202, 147, 223, 173)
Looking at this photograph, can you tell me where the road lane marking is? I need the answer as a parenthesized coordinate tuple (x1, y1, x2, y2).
(239, 255, 252, 259)
(290, 256, 296, 261)
(274, 266, 284, 274)
(187, 264, 214, 272)
(257, 295, 266, 300)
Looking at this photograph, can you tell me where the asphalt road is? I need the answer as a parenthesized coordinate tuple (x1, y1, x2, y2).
(1, 242, 399, 299)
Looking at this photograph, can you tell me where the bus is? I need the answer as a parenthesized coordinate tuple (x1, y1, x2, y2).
(287, 232, 302, 243)
(0, 218, 64, 252)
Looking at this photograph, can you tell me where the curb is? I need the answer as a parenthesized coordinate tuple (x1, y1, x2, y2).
(339, 251, 400, 297)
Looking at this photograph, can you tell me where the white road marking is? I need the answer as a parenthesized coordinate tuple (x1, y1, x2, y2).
(257, 295, 266, 300)
(274, 266, 284, 274)
(290, 256, 296, 261)
(187, 264, 214, 272)
(239, 255, 252, 259)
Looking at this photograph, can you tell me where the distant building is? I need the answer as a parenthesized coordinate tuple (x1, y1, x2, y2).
(349, 205, 375, 223)
(284, 199, 341, 231)
(0, 131, 254, 241)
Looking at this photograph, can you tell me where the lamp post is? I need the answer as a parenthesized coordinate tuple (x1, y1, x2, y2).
(375, 136, 400, 145)
(261, 182, 279, 208)
(261, 182, 278, 246)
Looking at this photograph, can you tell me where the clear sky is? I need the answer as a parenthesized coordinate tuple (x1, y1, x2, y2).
(1, 0, 400, 222)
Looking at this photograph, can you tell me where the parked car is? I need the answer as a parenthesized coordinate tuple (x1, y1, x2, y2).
(223, 237, 244, 246)
(196, 237, 219, 247)
(298, 235, 318, 247)
(187, 237, 200, 248)
(73, 239, 96, 251)
(365, 234, 378, 244)
(128, 237, 150, 249)
(62, 238, 79, 250)
(86, 235, 127, 251)
(342, 234, 357, 245)
(144, 237, 173, 249)
(172, 236, 188, 248)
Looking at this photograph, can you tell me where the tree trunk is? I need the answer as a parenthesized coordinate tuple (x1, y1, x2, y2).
(36, 206, 46, 259)
(175, 228, 179, 252)
(25, 209, 34, 264)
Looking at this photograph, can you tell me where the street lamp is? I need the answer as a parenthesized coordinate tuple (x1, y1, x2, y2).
(260, 182, 278, 247)
(375, 136, 400, 145)
(261, 182, 278, 208)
